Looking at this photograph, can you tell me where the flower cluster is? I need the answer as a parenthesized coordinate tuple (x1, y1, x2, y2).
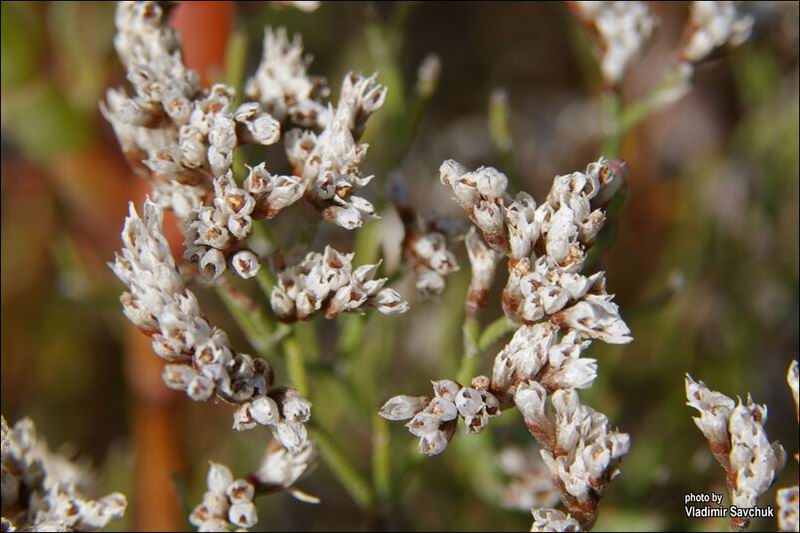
(111, 200, 312, 452)
(498, 446, 560, 512)
(685, 374, 786, 529)
(270, 245, 408, 321)
(518, 388, 630, 523)
(245, 26, 329, 128)
(382, 157, 632, 528)
(492, 326, 599, 402)
(190, 462, 258, 532)
(568, 1, 656, 86)
(103, 2, 281, 219)
(379, 378, 501, 456)
(777, 360, 799, 533)
(182, 165, 305, 282)
(285, 73, 387, 229)
(1, 416, 127, 532)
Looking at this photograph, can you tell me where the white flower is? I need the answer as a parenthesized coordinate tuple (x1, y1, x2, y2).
(270, 246, 408, 320)
(492, 324, 556, 397)
(381, 378, 499, 456)
(540, 390, 630, 503)
(683, 1, 754, 63)
(379, 396, 431, 421)
(685, 374, 736, 446)
(728, 399, 785, 509)
(440, 161, 510, 253)
(190, 462, 258, 532)
(686, 375, 786, 520)
(284, 72, 385, 229)
(409, 231, 460, 298)
(245, 26, 328, 127)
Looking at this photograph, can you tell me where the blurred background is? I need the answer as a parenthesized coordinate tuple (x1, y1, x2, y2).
(1, 1, 798, 531)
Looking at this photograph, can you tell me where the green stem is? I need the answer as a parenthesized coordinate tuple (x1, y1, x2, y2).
(312, 426, 375, 511)
(216, 283, 274, 356)
(477, 316, 516, 352)
(371, 413, 391, 503)
(457, 316, 481, 384)
(488, 88, 519, 192)
(255, 266, 274, 300)
(600, 90, 622, 158)
(283, 335, 310, 397)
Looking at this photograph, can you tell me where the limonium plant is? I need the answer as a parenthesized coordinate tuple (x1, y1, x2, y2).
(6, 1, 789, 532)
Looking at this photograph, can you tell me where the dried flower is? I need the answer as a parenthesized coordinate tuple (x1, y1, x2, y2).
(111, 200, 311, 451)
(190, 462, 258, 532)
(683, 1, 754, 63)
(270, 245, 409, 321)
(1, 416, 127, 532)
(569, 1, 656, 85)
(686, 374, 787, 529)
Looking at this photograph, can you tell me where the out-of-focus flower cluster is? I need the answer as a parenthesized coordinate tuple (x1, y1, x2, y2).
(1, 416, 127, 532)
(568, 1, 754, 112)
(252, 441, 318, 503)
(569, 1, 656, 86)
(498, 446, 560, 512)
(111, 200, 312, 452)
(382, 156, 632, 529)
(270, 246, 408, 321)
(190, 462, 258, 532)
(683, 1, 754, 63)
(686, 374, 786, 528)
(390, 174, 463, 299)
